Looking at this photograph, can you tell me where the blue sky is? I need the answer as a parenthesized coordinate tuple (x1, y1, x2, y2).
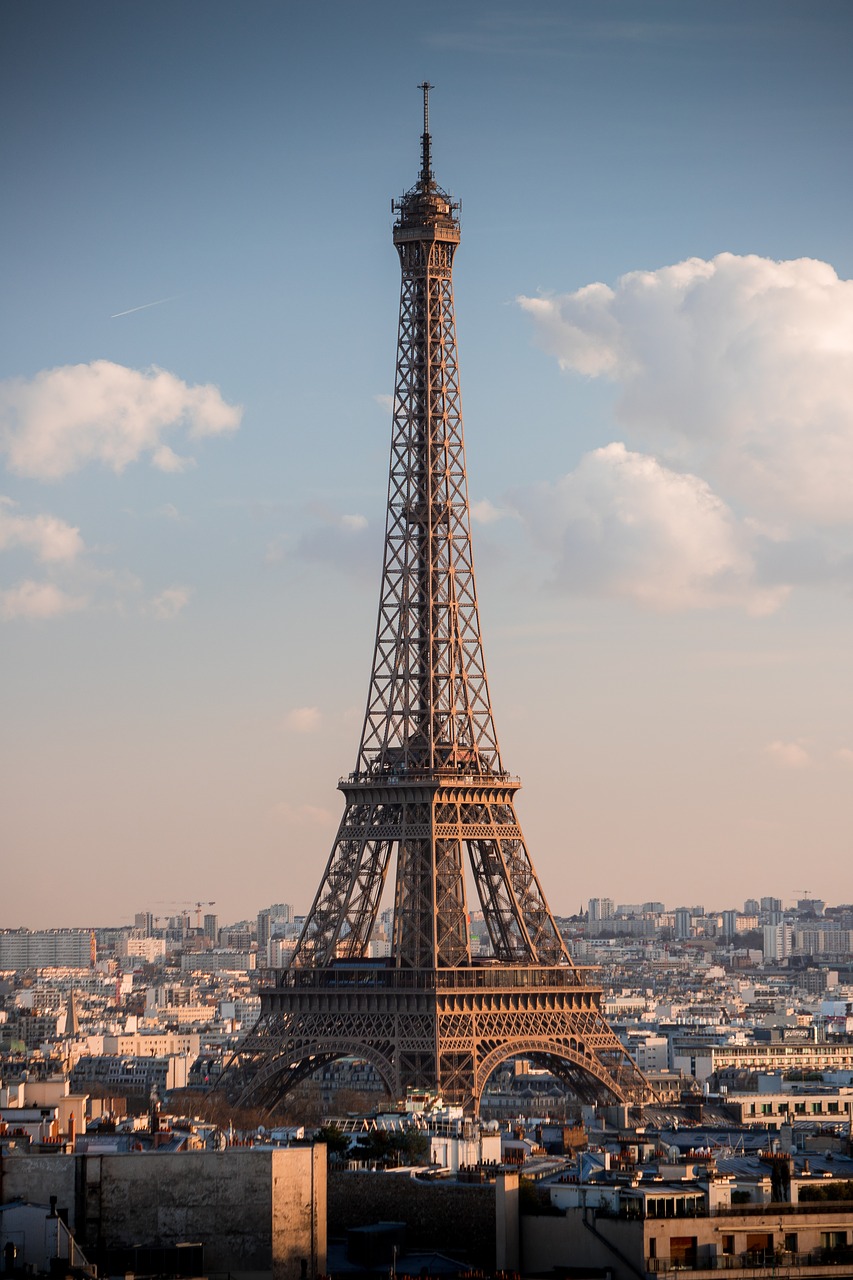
(2, 1, 852, 927)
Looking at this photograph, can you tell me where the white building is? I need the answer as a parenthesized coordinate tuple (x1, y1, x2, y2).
(764, 922, 794, 961)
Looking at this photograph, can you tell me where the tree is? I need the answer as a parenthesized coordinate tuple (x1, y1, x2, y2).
(314, 1124, 351, 1159)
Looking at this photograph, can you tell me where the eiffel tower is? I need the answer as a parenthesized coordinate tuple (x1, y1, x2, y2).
(223, 86, 648, 1113)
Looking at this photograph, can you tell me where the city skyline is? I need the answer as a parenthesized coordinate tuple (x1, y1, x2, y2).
(2, 1, 852, 929)
(1, 889, 845, 939)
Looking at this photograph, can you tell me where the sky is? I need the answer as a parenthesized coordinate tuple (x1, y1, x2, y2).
(1, 1, 852, 929)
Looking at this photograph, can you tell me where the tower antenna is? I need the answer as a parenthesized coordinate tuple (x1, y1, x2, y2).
(418, 80, 434, 183)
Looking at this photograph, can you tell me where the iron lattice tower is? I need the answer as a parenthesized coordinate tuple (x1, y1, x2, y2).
(223, 87, 648, 1112)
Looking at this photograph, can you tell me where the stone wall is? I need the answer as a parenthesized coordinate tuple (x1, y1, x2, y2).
(2, 1147, 325, 1280)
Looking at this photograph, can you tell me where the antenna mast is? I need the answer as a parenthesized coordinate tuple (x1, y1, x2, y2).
(418, 80, 434, 184)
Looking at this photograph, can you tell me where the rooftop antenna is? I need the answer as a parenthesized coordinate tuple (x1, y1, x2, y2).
(418, 80, 434, 184)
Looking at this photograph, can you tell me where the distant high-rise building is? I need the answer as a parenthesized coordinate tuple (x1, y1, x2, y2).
(256, 909, 271, 951)
(761, 897, 782, 915)
(135, 911, 154, 937)
(0, 929, 92, 969)
(763, 921, 793, 961)
(203, 913, 219, 943)
(674, 908, 692, 940)
(589, 898, 614, 922)
(721, 910, 738, 939)
(744, 898, 760, 915)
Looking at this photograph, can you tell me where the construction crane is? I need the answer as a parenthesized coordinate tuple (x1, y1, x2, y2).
(154, 899, 216, 931)
(194, 900, 216, 928)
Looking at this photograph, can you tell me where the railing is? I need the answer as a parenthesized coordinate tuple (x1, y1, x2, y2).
(260, 963, 599, 992)
(338, 769, 522, 789)
(712, 1201, 853, 1218)
(647, 1247, 853, 1272)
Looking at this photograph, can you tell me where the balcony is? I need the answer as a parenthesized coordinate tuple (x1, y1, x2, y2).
(646, 1247, 853, 1274)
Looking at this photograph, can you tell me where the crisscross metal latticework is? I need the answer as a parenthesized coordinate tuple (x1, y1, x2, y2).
(221, 88, 650, 1114)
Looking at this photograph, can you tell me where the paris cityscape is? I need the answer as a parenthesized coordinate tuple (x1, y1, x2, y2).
(4, 888, 853, 1275)
(2, 1, 852, 1278)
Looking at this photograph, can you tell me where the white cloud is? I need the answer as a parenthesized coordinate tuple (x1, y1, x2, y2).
(284, 706, 322, 733)
(765, 740, 811, 769)
(152, 444, 196, 474)
(0, 498, 84, 562)
(340, 513, 368, 532)
(519, 254, 853, 525)
(150, 585, 191, 618)
(508, 443, 787, 613)
(471, 498, 508, 525)
(1, 579, 86, 620)
(835, 748, 853, 768)
(0, 360, 241, 479)
(0, 501, 195, 623)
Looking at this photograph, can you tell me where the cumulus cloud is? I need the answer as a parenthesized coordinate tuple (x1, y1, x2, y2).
(0, 498, 84, 562)
(1, 499, 89, 622)
(150, 585, 191, 618)
(0, 360, 242, 479)
(1, 579, 86, 620)
(0, 498, 195, 623)
(519, 254, 853, 525)
(152, 444, 196, 474)
(284, 706, 322, 733)
(765, 740, 811, 769)
(508, 443, 787, 613)
(471, 498, 508, 525)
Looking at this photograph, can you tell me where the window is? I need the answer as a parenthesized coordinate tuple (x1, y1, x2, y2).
(670, 1238, 698, 1267)
(745, 1233, 773, 1264)
(784, 1233, 798, 1254)
(722, 1235, 735, 1256)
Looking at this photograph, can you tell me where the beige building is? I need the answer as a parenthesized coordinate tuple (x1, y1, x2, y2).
(2, 1147, 326, 1280)
(524, 1173, 853, 1278)
(673, 1039, 853, 1082)
(723, 1086, 853, 1129)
